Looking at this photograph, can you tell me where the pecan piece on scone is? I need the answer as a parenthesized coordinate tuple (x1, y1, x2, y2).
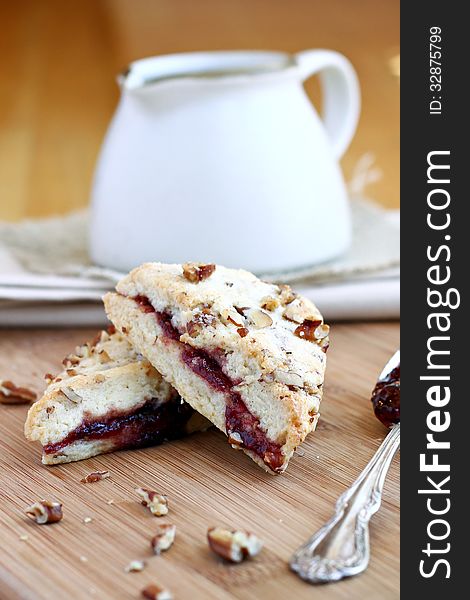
(294, 319, 330, 352)
(151, 523, 176, 554)
(182, 262, 216, 283)
(142, 584, 173, 600)
(207, 527, 263, 563)
(135, 487, 168, 516)
(25, 500, 63, 524)
(0, 380, 37, 405)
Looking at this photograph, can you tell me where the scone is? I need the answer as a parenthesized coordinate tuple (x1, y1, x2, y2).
(104, 262, 329, 473)
(25, 327, 209, 464)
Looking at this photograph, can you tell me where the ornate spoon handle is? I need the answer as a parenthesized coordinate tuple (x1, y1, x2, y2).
(290, 423, 400, 583)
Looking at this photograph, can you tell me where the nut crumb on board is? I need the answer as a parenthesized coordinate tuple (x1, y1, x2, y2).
(151, 524, 176, 555)
(135, 488, 168, 516)
(207, 527, 263, 563)
(80, 470, 110, 483)
(25, 500, 63, 524)
(125, 560, 145, 573)
(141, 584, 173, 600)
(0, 380, 37, 404)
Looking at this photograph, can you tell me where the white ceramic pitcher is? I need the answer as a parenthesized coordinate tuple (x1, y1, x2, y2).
(90, 50, 360, 273)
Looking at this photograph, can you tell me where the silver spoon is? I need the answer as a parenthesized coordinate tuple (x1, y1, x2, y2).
(290, 350, 400, 584)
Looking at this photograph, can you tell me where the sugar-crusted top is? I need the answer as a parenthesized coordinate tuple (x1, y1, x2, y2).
(115, 262, 328, 393)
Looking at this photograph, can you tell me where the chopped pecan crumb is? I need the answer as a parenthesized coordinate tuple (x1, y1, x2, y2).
(25, 500, 63, 524)
(135, 488, 168, 516)
(98, 349, 111, 363)
(274, 370, 304, 387)
(282, 298, 318, 324)
(44, 373, 55, 383)
(186, 309, 216, 337)
(141, 584, 173, 600)
(63, 354, 80, 367)
(125, 560, 145, 573)
(278, 284, 297, 305)
(81, 470, 110, 484)
(228, 432, 243, 449)
(66, 369, 78, 377)
(294, 319, 322, 340)
(221, 307, 245, 327)
(90, 330, 103, 348)
(260, 295, 280, 311)
(245, 308, 273, 329)
(61, 386, 82, 403)
(294, 319, 330, 352)
(151, 524, 176, 555)
(207, 527, 263, 563)
(237, 327, 249, 338)
(182, 262, 216, 283)
(121, 326, 128, 334)
(0, 380, 37, 404)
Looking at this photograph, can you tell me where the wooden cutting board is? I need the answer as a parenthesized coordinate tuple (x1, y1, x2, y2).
(0, 323, 399, 600)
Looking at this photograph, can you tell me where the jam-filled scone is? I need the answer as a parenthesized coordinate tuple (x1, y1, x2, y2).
(103, 262, 329, 473)
(24, 328, 209, 464)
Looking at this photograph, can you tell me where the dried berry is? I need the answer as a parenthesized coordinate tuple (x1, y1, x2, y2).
(371, 365, 400, 427)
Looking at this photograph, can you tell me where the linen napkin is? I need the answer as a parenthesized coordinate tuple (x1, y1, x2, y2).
(0, 197, 399, 326)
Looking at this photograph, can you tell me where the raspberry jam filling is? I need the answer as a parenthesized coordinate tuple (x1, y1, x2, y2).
(43, 397, 194, 456)
(133, 295, 284, 471)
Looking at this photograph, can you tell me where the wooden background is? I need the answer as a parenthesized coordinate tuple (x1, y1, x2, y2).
(0, 0, 399, 222)
(0, 323, 399, 600)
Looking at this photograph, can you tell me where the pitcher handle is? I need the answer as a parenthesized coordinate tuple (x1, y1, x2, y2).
(295, 49, 360, 159)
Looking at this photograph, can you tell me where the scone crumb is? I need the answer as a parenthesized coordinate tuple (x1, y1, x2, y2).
(0, 380, 37, 404)
(83, 516, 93, 524)
(207, 527, 263, 563)
(135, 488, 168, 516)
(182, 262, 216, 283)
(142, 584, 173, 600)
(25, 500, 63, 524)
